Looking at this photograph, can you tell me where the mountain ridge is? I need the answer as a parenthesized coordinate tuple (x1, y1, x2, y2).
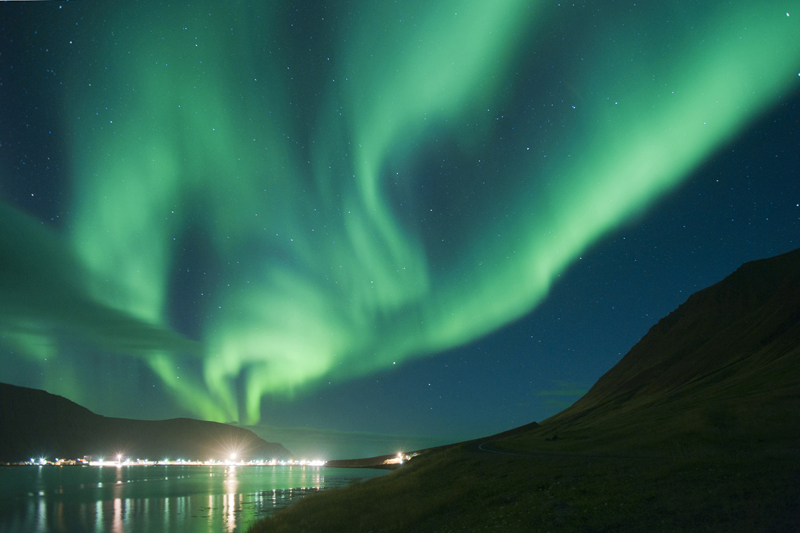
(246, 247, 800, 532)
(0, 383, 292, 462)
(496, 247, 800, 455)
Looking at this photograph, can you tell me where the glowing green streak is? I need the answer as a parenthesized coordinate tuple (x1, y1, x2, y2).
(2, 1, 798, 422)
(426, 3, 800, 352)
(149, 352, 231, 422)
(342, 1, 535, 307)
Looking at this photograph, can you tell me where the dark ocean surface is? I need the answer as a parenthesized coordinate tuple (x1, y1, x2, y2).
(0, 465, 388, 532)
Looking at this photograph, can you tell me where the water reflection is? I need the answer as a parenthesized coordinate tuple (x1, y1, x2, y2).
(36, 498, 46, 532)
(113, 498, 122, 533)
(0, 465, 386, 532)
(95, 499, 102, 533)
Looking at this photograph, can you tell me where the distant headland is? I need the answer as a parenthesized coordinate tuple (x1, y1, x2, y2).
(0, 383, 292, 464)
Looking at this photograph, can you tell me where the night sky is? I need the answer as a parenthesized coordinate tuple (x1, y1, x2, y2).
(1, 1, 798, 458)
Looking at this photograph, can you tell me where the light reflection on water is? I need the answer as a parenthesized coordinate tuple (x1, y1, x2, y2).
(0, 465, 386, 533)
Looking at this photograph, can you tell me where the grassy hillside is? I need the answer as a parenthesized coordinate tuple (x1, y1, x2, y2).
(248, 248, 800, 532)
(509, 248, 800, 456)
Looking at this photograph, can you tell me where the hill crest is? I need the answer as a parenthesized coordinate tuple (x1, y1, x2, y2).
(0, 382, 292, 462)
(499, 248, 800, 454)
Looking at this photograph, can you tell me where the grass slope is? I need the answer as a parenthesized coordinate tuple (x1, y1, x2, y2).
(251, 447, 798, 532)
(248, 249, 800, 532)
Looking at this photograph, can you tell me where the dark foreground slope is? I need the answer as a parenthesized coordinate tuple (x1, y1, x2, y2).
(249, 249, 800, 533)
(0, 383, 291, 462)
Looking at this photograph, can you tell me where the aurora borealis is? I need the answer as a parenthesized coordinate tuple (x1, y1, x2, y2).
(1, 1, 799, 449)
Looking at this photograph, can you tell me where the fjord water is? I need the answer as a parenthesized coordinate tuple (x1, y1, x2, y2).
(0, 465, 387, 533)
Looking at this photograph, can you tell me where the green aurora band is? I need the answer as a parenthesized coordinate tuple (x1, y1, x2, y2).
(2, 0, 799, 422)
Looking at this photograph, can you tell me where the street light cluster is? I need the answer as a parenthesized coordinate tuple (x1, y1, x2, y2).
(22, 456, 326, 467)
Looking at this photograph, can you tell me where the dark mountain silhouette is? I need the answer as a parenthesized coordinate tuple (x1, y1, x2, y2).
(512, 247, 800, 453)
(247, 250, 800, 532)
(0, 383, 292, 462)
(331, 248, 800, 466)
